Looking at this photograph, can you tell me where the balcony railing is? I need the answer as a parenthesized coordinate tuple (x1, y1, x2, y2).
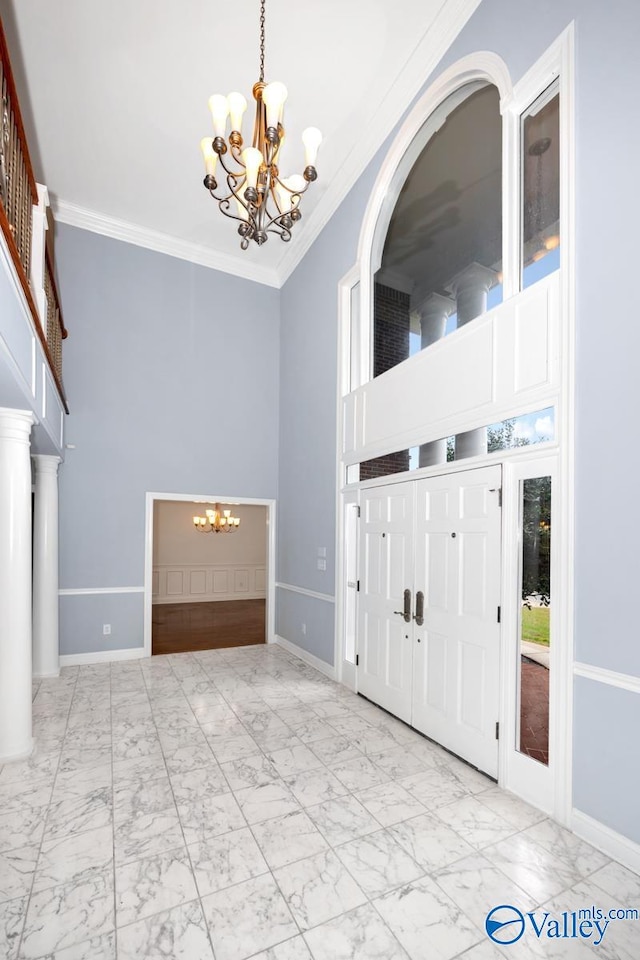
(0, 17, 68, 411)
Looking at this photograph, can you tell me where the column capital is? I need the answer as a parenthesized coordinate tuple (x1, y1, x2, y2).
(32, 454, 61, 475)
(0, 409, 35, 443)
(446, 261, 499, 298)
(412, 292, 455, 320)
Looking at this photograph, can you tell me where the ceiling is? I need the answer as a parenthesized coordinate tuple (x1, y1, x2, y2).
(2, 0, 481, 287)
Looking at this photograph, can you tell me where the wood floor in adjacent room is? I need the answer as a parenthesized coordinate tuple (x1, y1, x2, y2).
(152, 599, 266, 655)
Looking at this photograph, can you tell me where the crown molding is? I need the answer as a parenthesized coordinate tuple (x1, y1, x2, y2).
(276, 0, 483, 287)
(52, 0, 480, 291)
(52, 199, 280, 288)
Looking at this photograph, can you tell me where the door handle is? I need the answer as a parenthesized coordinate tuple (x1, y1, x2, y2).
(413, 590, 424, 626)
(394, 588, 412, 623)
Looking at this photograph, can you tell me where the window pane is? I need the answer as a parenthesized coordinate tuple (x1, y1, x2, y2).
(522, 86, 560, 289)
(517, 476, 551, 766)
(373, 84, 502, 377)
(356, 408, 554, 481)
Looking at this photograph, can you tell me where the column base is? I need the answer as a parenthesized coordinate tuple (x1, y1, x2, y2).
(0, 738, 34, 764)
(33, 669, 60, 680)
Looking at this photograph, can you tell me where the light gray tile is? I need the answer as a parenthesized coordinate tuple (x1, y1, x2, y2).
(178, 793, 246, 846)
(189, 827, 268, 896)
(115, 809, 185, 865)
(113, 777, 176, 823)
(0, 895, 28, 960)
(20, 867, 114, 959)
(434, 853, 533, 931)
(116, 847, 198, 927)
(247, 935, 313, 960)
(310, 736, 364, 766)
(112, 735, 163, 763)
(34, 825, 113, 893)
(219, 754, 280, 791)
(389, 812, 476, 872)
(307, 795, 381, 846)
(0, 845, 38, 901)
(284, 766, 349, 807)
(234, 781, 299, 825)
(0, 804, 46, 852)
(354, 781, 426, 827)
(0, 778, 53, 814)
(45, 787, 112, 841)
(39, 931, 117, 960)
(434, 795, 520, 849)
(335, 829, 424, 897)
(52, 763, 112, 803)
(302, 903, 411, 960)
(374, 875, 480, 960)
(207, 735, 259, 765)
(117, 899, 214, 960)
(475, 787, 546, 831)
(252, 809, 329, 869)
(201, 873, 298, 960)
(520, 819, 610, 878)
(330, 756, 390, 792)
(274, 848, 366, 930)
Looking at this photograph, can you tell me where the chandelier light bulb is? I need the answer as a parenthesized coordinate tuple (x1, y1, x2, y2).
(302, 127, 322, 168)
(242, 147, 263, 190)
(227, 92, 248, 133)
(263, 82, 288, 129)
(208, 94, 229, 138)
(200, 138, 218, 177)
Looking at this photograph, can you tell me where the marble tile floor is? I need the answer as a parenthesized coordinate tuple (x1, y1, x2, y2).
(0, 645, 638, 959)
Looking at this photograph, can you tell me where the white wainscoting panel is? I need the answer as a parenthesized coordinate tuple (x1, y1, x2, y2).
(343, 272, 560, 463)
(153, 563, 266, 604)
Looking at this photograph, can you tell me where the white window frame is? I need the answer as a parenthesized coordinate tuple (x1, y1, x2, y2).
(335, 25, 575, 826)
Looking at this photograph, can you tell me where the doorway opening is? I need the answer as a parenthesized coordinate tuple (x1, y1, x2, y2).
(148, 497, 271, 655)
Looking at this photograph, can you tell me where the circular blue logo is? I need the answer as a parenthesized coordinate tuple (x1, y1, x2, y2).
(485, 905, 526, 945)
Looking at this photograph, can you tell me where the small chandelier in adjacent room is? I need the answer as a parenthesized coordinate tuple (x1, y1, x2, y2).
(193, 506, 240, 533)
(199, 0, 321, 250)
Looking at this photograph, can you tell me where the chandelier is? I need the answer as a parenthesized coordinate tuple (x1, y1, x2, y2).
(199, 0, 321, 250)
(193, 506, 240, 533)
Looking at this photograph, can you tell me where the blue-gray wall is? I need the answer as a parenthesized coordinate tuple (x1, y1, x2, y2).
(276, 0, 640, 844)
(56, 224, 279, 654)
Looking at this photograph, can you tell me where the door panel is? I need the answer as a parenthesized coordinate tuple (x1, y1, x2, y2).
(412, 465, 502, 777)
(358, 485, 414, 723)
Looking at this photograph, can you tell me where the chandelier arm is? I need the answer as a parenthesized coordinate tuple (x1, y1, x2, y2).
(267, 221, 293, 242)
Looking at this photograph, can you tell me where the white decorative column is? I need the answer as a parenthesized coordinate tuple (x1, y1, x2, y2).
(32, 455, 61, 678)
(415, 293, 454, 467)
(0, 409, 35, 762)
(448, 263, 498, 460)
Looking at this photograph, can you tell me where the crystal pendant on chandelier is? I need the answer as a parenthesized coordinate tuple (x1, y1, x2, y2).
(199, 0, 321, 250)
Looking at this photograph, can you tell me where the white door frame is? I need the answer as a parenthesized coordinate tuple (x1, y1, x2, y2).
(143, 492, 277, 658)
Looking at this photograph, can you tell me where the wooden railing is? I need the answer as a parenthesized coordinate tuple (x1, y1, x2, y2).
(0, 18, 68, 411)
(44, 248, 68, 384)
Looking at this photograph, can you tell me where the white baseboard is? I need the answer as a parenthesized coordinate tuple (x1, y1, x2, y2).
(571, 808, 640, 875)
(152, 592, 266, 605)
(59, 647, 146, 667)
(274, 634, 336, 680)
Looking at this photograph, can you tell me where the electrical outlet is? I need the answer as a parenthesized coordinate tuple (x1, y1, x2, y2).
(103, 624, 111, 636)
(317, 558, 327, 571)
(301, 623, 307, 635)
(317, 546, 327, 558)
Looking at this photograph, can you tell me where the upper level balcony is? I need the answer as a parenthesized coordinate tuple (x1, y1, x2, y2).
(0, 16, 68, 456)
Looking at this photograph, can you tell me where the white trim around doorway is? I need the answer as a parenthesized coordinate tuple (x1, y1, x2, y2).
(143, 492, 277, 658)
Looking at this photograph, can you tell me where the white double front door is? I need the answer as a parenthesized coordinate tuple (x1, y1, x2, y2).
(357, 464, 502, 777)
